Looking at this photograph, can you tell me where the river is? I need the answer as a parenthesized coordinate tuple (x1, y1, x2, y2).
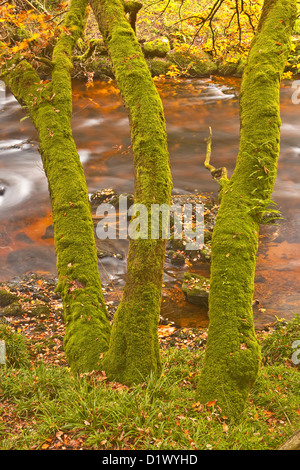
(0, 76, 299, 329)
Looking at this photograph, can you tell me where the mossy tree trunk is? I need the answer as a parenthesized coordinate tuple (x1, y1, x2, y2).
(90, 0, 173, 384)
(1, 0, 111, 373)
(198, 0, 296, 420)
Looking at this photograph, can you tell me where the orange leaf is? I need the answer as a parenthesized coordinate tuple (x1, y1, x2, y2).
(206, 399, 217, 407)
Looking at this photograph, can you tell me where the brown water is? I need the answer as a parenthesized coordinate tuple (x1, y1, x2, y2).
(0, 77, 299, 328)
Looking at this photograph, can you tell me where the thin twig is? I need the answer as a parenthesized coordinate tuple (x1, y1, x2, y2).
(158, 0, 171, 18)
(204, 126, 214, 172)
(22, 0, 49, 14)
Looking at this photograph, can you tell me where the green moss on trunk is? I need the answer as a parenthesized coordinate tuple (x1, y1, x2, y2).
(197, 0, 297, 420)
(1, 0, 111, 373)
(90, 0, 172, 384)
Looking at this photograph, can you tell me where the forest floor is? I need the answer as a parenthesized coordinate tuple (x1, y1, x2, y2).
(0, 274, 299, 451)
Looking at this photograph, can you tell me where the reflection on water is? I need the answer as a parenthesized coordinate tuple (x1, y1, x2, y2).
(0, 77, 299, 328)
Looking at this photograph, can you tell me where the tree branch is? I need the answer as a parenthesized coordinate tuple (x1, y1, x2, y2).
(204, 127, 228, 181)
(34, 56, 54, 68)
(124, 1, 143, 32)
(20, 0, 50, 14)
(73, 39, 103, 62)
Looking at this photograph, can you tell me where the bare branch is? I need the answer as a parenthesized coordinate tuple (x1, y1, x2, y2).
(204, 127, 228, 181)
(158, 0, 171, 18)
(235, 0, 242, 43)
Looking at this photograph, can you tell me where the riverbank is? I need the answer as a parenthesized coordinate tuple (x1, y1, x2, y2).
(68, 11, 300, 83)
(30, 4, 300, 83)
(70, 36, 300, 82)
(1, 271, 299, 359)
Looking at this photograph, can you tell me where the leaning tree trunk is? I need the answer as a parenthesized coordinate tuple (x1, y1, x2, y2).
(1, 0, 111, 373)
(279, 429, 300, 450)
(198, 0, 296, 420)
(90, 0, 173, 384)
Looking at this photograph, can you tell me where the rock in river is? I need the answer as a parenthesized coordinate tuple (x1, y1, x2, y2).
(181, 272, 210, 308)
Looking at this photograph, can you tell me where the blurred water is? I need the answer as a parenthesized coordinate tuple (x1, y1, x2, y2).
(0, 77, 299, 327)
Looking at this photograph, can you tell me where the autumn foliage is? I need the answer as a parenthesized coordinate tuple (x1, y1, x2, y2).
(0, 2, 68, 67)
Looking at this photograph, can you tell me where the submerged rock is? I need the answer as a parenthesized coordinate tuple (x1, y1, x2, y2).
(42, 225, 54, 240)
(167, 49, 218, 77)
(0, 178, 7, 196)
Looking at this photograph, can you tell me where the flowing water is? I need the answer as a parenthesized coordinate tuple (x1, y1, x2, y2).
(0, 76, 299, 329)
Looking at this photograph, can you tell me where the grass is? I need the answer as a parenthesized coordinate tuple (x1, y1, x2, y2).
(0, 315, 299, 450)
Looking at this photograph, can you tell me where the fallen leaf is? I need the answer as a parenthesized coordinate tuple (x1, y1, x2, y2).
(206, 399, 217, 407)
(222, 422, 229, 433)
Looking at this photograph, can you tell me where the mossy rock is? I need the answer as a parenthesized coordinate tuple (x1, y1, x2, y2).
(90, 188, 119, 206)
(167, 49, 217, 77)
(1, 302, 24, 318)
(181, 272, 210, 307)
(168, 251, 185, 266)
(143, 37, 171, 58)
(217, 60, 240, 76)
(148, 57, 172, 77)
(25, 302, 51, 318)
(0, 289, 19, 308)
(85, 56, 114, 79)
